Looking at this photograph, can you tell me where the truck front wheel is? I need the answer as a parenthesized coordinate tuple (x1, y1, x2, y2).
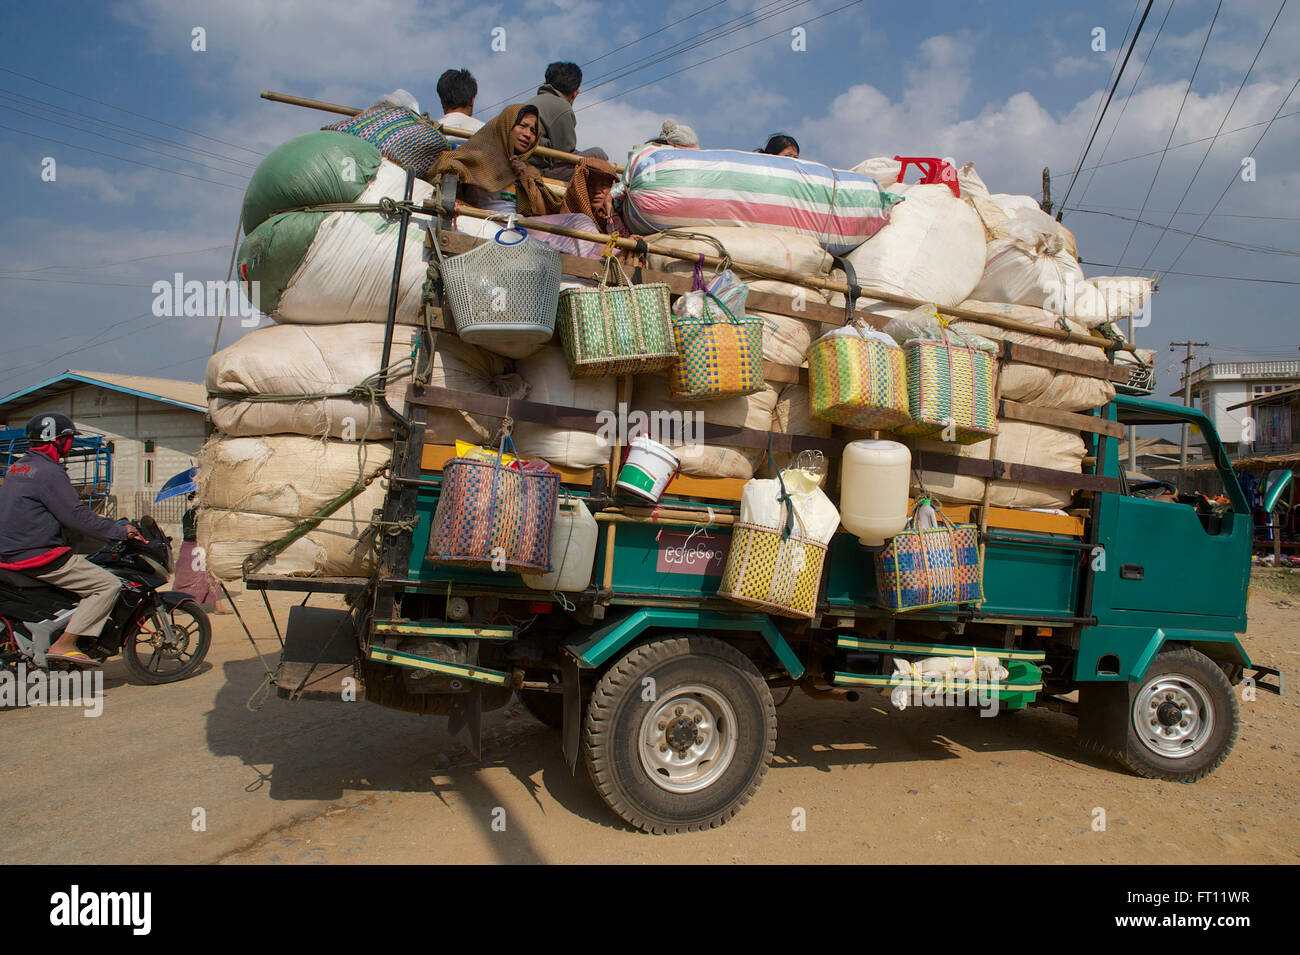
(583, 635, 777, 834)
(1121, 648, 1239, 782)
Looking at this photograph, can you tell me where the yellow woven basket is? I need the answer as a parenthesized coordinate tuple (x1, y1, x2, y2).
(717, 522, 827, 619)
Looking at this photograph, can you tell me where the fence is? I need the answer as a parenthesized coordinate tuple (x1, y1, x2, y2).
(129, 491, 189, 525)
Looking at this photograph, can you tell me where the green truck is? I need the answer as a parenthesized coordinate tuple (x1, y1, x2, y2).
(243, 203, 1283, 835)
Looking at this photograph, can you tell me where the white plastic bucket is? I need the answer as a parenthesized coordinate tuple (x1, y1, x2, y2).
(616, 436, 680, 502)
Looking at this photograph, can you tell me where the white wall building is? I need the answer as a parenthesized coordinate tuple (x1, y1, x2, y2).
(1177, 359, 1300, 453)
(0, 370, 207, 525)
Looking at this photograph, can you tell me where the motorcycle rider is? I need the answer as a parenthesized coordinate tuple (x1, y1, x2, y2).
(0, 413, 145, 668)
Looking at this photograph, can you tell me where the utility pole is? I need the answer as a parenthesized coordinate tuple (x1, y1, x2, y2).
(1040, 167, 1053, 217)
(1171, 340, 1209, 471)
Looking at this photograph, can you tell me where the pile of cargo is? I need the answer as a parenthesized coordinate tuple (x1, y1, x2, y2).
(199, 121, 1155, 586)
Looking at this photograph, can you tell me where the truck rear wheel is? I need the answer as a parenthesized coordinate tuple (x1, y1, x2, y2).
(583, 635, 776, 834)
(1120, 648, 1238, 782)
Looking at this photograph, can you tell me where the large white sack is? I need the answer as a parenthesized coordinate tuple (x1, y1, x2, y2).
(771, 382, 830, 470)
(970, 234, 1084, 314)
(196, 435, 393, 579)
(850, 156, 902, 188)
(1067, 275, 1155, 328)
(273, 211, 431, 325)
(906, 420, 1084, 510)
(754, 310, 822, 366)
(827, 184, 985, 312)
(643, 227, 833, 293)
(207, 323, 419, 439)
(954, 301, 1115, 411)
(631, 376, 778, 479)
(512, 346, 615, 470)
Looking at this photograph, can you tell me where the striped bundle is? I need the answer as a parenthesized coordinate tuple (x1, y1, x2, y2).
(623, 146, 902, 255)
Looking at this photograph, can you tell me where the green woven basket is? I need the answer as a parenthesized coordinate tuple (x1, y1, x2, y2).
(557, 256, 676, 378)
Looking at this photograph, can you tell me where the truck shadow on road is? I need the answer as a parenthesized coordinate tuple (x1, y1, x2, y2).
(206, 658, 1119, 845)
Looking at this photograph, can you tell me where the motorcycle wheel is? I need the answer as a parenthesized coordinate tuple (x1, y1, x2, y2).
(121, 599, 212, 685)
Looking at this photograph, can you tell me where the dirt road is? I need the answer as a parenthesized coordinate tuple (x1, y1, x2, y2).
(4, 582, 1297, 864)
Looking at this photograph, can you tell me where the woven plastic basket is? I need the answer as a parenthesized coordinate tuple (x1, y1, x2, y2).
(429, 436, 560, 573)
(669, 290, 765, 400)
(718, 522, 827, 620)
(440, 222, 561, 359)
(895, 331, 998, 444)
(557, 256, 675, 378)
(323, 105, 449, 178)
(808, 323, 910, 429)
(875, 509, 983, 611)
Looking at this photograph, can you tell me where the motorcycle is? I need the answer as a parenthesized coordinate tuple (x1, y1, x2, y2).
(0, 516, 211, 684)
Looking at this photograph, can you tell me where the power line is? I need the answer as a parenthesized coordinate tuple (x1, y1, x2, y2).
(483, 0, 734, 111)
(1113, 0, 1220, 274)
(0, 87, 260, 168)
(1056, 0, 1155, 221)
(1066, 203, 1300, 221)
(0, 315, 174, 377)
(1051, 108, 1300, 180)
(0, 123, 246, 190)
(0, 102, 256, 178)
(1080, 260, 1300, 284)
(1066, 208, 1299, 255)
(580, 0, 815, 95)
(1141, 0, 1289, 269)
(1164, 70, 1300, 273)
(580, 0, 865, 112)
(0, 66, 264, 158)
(1075, 0, 1145, 204)
(1078, 0, 1172, 209)
(0, 245, 230, 275)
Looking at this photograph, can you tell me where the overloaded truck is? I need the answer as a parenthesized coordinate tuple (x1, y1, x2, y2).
(211, 181, 1281, 836)
(203, 113, 1281, 832)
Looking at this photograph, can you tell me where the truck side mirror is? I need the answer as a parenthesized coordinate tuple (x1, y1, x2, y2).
(1264, 468, 1293, 514)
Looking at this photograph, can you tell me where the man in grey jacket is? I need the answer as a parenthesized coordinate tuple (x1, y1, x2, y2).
(0, 413, 142, 667)
(527, 62, 608, 182)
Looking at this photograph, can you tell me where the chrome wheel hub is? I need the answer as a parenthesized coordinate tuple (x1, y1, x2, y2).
(638, 684, 738, 794)
(1133, 675, 1213, 758)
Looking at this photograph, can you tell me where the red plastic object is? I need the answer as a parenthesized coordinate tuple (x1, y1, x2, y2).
(893, 156, 960, 198)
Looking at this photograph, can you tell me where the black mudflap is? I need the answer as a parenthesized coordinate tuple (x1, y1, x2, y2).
(277, 606, 361, 702)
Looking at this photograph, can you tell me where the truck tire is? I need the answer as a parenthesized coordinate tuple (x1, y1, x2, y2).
(1118, 648, 1238, 782)
(583, 635, 776, 834)
(519, 689, 564, 729)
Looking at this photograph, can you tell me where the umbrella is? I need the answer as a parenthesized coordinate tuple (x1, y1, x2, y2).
(155, 467, 198, 503)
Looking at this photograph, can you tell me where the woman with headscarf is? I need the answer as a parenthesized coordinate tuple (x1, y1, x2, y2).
(437, 104, 606, 257)
(561, 156, 626, 235)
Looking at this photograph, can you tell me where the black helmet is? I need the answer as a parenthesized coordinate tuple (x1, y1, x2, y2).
(25, 412, 80, 443)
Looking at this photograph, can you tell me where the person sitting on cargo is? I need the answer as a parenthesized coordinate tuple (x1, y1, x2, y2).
(759, 133, 800, 158)
(435, 68, 484, 140)
(561, 157, 625, 234)
(526, 61, 610, 182)
(437, 105, 606, 257)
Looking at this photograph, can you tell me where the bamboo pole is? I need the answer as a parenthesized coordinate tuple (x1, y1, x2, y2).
(448, 205, 1126, 351)
(594, 512, 736, 528)
(260, 89, 626, 172)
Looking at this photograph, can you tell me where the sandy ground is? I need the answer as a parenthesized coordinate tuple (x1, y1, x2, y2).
(4, 579, 1297, 865)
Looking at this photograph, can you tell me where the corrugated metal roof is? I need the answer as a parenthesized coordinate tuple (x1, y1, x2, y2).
(0, 370, 206, 414)
(1225, 383, 1300, 411)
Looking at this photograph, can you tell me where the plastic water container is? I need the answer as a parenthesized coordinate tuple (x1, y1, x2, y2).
(840, 439, 910, 546)
(522, 495, 598, 592)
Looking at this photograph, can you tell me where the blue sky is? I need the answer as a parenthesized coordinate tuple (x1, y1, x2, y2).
(1, 0, 1296, 400)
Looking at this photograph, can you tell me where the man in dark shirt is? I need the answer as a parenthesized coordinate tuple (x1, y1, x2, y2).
(526, 61, 609, 182)
(0, 413, 143, 667)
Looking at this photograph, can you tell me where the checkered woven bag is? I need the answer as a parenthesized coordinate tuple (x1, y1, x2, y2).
(429, 435, 559, 573)
(669, 289, 764, 399)
(896, 328, 998, 445)
(875, 504, 983, 611)
(718, 522, 827, 619)
(808, 322, 910, 429)
(323, 106, 449, 178)
(557, 255, 676, 378)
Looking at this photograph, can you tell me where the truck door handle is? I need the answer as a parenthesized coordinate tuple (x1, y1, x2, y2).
(1120, 564, 1144, 580)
